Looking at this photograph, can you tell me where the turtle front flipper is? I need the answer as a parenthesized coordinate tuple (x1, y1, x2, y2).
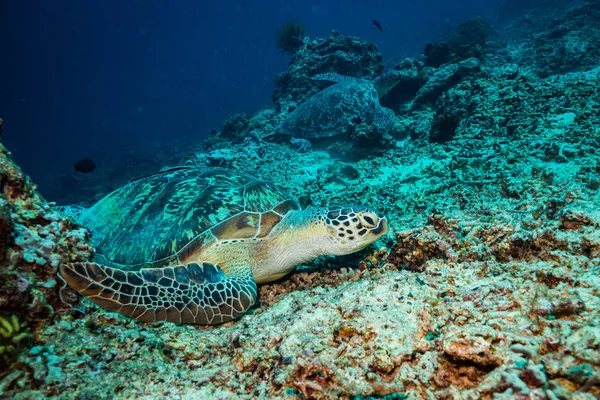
(373, 106, 396, 131)
(59, 262, 257, 325)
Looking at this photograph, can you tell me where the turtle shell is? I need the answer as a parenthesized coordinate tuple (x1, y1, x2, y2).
(79, 167, 299, 271)
(277, 79, 379, 139)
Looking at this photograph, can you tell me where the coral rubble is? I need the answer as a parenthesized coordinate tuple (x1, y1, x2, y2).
(1, 1, 600, 399)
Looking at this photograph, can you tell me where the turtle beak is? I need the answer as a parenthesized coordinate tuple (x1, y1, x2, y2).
(372, 218, 387, 236)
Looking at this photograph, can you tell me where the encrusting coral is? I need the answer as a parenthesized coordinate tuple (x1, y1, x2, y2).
(1, 1, 600, 398)
(272, 30, 384, 112)
(0, 143, 92, 370)
(423, 17, 491, 68)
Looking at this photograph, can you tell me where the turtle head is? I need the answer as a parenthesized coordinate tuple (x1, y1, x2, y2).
(319, 206, 388, 255)
(374, 70, 404, 97)
(257, 205, 387, 284)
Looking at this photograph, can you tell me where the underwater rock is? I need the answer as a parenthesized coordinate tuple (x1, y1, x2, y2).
(497, 0, 561, 18)
(413, 57, 484, 107)
(390, 57, 487, 142)
(203, 109, 279, 148)
(271, 30, 384, 112)
(423, 17, 491, 68)
(5, 199, 598, 398)
(0, 143, 92, 369)
(0, 204, 12, 264)
(423, 41, 452, 68)
(220, 112, 253, 141)
(446, 17, 492, 48)
(441, 326, 504, 367)
(493, 1, 600, 77)
(380, 58, 428, 113)
(3, 1, 600, 396)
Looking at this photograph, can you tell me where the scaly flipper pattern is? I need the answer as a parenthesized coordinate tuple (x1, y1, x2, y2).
(60, 261, 257, 325)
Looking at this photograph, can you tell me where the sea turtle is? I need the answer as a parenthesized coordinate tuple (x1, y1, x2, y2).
(270, 71, 403, 149)
(60, 167, 387, 325)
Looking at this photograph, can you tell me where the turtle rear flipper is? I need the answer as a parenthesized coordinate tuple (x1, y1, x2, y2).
(59, 262, 257, 325)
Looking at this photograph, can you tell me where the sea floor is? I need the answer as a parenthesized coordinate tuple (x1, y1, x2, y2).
(1, 1, 600, 399)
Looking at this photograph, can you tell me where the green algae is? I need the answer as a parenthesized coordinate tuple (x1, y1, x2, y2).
(0, 315, 32, 367)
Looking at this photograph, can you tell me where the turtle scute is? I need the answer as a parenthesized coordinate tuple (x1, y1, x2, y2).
(60, 167, 296, 324)
(78, 167, 298, 270)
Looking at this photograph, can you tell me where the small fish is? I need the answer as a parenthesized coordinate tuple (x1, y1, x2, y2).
(0, 118, 3, 142)
(73, 158, 96, 173)
(372, 20, 383, 32)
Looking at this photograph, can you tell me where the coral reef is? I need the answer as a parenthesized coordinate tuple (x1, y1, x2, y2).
(447, 17, 492, 48)
(490, 1, 600, 77)
(379, 59, 427, 113)
(199, 32, 390, 159)
(219, 113, 253, 140)
(205, 109, 278, 147)
(496, 0, 572, 19)
(271, 30, 383, 112)
(1, 1, 600, 398)
(413, 57, 484, 107)
(0, 143, 92, 370)
(423, 17, 492, 68)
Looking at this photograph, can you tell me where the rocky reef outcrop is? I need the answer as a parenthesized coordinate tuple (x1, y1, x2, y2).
(0, 144, 92, 372)
(272, 30, 384, 113)
(1, 1, 600, 398)
(492, 0, 600, 77)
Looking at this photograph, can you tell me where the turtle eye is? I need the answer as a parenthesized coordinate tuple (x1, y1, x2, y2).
(358, 212, 378, 228)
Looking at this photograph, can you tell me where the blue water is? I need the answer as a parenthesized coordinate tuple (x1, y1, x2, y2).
(2, 0, 507, 198)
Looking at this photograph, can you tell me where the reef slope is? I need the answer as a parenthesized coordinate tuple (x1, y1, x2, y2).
(1, 1, 600, 399)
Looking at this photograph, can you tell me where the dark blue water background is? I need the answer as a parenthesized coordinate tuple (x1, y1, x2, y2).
(0, 0, 492, 199)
